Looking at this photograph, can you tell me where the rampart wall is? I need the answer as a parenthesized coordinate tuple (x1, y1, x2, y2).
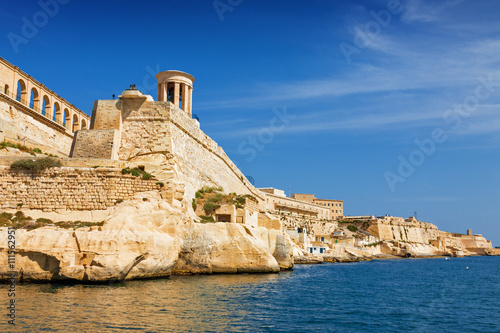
(366, 219, 439, 244)
(112, 99, 264, 205)
(0, 166, 161, 211)
(70, 129, 120, 160)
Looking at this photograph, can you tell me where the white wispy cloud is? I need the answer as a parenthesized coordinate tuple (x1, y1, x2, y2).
(199, 2, 500, 141)
(401, 0, 465, 23)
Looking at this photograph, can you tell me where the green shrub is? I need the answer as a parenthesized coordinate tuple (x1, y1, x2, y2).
(0, 141, 45, 155)
(212, 193, 224, 203)
(13, 211, 31, 222)
(156, 182, 164, 188)
(10, 157, 62, 172)
(195, 191, 202, 199)
(198, 186, 222, 194)
(121, 167, 155, 180)
(36, 218, 53, 224)
(347, 225, 358, 232)
(203, 201, 221, 216)
(192, 199, 197, 211)
(142, 173, 153, 180)
(199, 215, 215, 223)
(235, 196, 246, 205)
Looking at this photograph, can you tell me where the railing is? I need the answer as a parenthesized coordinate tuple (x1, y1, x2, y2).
(0, 86, 66, 128)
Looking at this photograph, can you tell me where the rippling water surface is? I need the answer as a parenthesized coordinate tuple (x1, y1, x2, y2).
(1, 256, 499, 332)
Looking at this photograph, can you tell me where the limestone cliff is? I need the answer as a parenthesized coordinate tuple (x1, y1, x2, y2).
(0, 192, 293, 283)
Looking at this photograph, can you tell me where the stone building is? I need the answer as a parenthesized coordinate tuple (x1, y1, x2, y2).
(0, 57, 90, 156)
(259, 188, 330, 220)
(291, 193, 344, 220)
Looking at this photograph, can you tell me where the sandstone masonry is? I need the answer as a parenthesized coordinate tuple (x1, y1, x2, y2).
(0, 166, 161, 211)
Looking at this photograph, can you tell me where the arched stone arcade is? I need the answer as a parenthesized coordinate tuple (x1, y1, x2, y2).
(0, 57, 91, 134)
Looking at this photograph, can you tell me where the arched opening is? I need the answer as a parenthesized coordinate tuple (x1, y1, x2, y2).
(72, 114, 79, 132)
(81, 119, 87, 130)
(53, 102, 61, 123)
(29, 87, 40, 111)
(4, 84, 9, 95)
(63, 108, 70, 129)
(16, 79, 27, 104)
(167, 83, 175, 103)
(41, 95, 50, 117)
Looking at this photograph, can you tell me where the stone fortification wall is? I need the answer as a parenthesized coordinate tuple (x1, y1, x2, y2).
(0, 97, 74, 156)
(70, 129, 120, 159)
(90, 100, 121, 130)
(366, 219, 439, 244)
(0, 166, 161, 211)
(115, 100, 264, 205)
(437, 231, 492, 251)
(460, 234, 492, 249)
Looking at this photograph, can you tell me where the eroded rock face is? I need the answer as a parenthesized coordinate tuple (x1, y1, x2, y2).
(0, 192, 294, 283)
(173, 222, 293, 275)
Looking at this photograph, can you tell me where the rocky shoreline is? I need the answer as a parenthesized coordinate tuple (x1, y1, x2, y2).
(0, 192, 295, 283)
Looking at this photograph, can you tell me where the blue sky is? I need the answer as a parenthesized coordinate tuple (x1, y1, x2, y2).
(1, 0, 499, 245)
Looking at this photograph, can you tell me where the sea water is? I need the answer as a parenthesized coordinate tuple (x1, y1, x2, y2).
(1, 256, 499, 332)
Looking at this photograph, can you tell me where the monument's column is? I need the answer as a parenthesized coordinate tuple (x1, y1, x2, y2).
(181, 83, 189, 112)
(188, 86, 193, 116)
(174, 83, 180, 107)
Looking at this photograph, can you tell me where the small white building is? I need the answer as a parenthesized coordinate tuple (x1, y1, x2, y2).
(307, 246, 327, 254)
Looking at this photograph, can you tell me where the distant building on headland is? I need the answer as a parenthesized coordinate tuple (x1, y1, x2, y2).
(259, 187, 342, 221)
(290, 193, 343, 220)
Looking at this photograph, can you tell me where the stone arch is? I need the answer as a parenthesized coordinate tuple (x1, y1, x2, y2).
(41, 95, 50, 117)
(53, 102, 61, 123)
(16, 79, 27, 104)
(29, 87, 40, 111)
(63, 108, 70, 128)
(72, 113, 79, 132)
(81, 118, 87, 130)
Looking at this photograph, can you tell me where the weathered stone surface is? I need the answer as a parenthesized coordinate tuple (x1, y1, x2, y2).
(172, 222, 293, 275)
(0, 166, 161, 211)
(0, 192, 182, 282)
(0, 192, 294, 282)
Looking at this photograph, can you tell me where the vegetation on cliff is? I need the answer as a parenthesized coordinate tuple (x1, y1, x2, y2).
(10, 157, 62, 172)
(192, 186, 257, 221)
(1, 140, 57, 157)
(0, 211, 104, 230)
(121, 167, 155, 180)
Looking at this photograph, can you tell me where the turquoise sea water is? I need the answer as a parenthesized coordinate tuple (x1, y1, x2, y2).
(1, 256, 499, 332)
